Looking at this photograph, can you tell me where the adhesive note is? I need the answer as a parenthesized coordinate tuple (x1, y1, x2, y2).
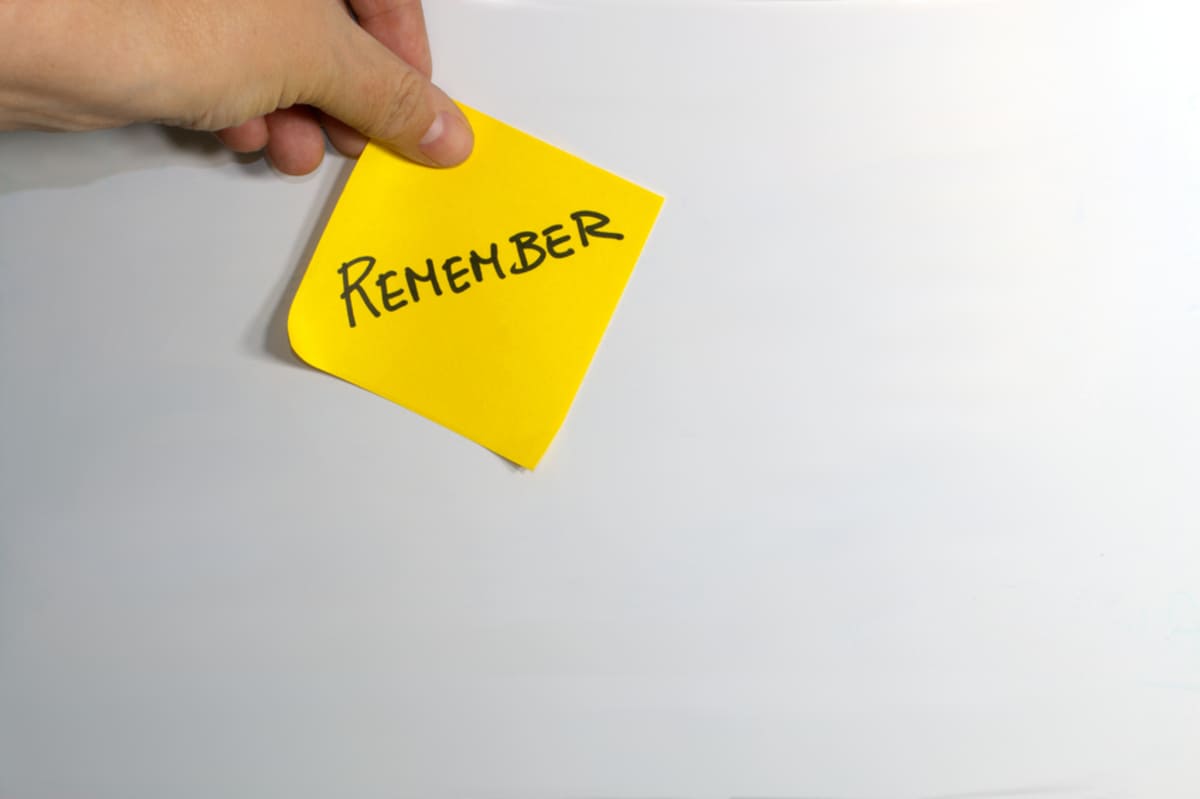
(287, 105, 664, 469)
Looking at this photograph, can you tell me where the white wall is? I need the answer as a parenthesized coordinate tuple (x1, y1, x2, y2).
(2, 2, 1199, 797)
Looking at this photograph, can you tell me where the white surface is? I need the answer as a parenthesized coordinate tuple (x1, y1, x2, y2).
(3, 1, 1200, 797)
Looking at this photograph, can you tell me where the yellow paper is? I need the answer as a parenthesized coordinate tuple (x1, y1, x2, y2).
(287, 105, 664, 469)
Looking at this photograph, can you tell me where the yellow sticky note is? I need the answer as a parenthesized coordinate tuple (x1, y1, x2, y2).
(287, 105, 664, 469)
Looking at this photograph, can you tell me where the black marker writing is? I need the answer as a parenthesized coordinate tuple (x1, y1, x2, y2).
(338, 209, 624, 329)
(339, 256, 381, 328)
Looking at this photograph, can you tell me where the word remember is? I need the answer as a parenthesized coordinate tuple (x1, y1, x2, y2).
(337, 210, 624, 328)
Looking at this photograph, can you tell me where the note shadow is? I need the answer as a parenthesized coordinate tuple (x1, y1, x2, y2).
(250, 156, 356, 369)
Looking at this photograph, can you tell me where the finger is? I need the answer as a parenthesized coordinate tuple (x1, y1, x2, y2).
(307, 24, 472, 167)
(319, 111, 368, 158)
(264, 107, 326, 176)
(348, 0, 432, 78)
(215, 116, 269, 153)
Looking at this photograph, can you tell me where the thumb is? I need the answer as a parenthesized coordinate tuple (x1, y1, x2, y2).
(309, 24, 473, 167)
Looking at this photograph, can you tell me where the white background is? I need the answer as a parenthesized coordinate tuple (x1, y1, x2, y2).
(3, 1, 1200, 797)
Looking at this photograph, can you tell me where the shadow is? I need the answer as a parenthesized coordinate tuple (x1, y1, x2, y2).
(157, 125, 225, 156)
(158, 125, 265, 168)
(250, 154, 357, 369)
(0, 124, 266, 196)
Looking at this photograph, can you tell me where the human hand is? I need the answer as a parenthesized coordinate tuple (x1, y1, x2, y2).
(0, 0, 473, 175)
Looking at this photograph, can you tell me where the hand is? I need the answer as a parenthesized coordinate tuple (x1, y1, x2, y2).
(0, 0, 474, 175)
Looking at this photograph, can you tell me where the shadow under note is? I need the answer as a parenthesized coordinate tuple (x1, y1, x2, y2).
(253, 155, 356, 369)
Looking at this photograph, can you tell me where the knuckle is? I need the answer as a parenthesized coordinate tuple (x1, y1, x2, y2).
(374, 68, 426, 141)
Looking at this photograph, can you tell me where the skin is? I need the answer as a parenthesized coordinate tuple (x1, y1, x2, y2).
(0, 0, 474, 175)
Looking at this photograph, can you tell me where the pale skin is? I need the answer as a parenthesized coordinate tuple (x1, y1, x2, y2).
(0, 0, 474, 175)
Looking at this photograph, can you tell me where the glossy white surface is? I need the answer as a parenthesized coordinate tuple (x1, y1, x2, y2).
(3, 1, 1199, 797)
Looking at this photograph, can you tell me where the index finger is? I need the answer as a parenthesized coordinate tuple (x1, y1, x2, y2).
(347, 0, 433, 78)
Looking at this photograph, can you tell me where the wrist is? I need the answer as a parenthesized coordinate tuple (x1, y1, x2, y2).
(0, 1, 164, 132)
